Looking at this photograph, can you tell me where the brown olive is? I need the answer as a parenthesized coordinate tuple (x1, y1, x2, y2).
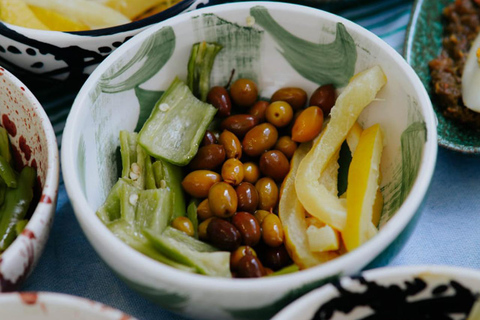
(265, 101, 293, 128)
(219, 130, 242, 159)
(202, 130, 218, 146)
(181, 170, 221, 198)
(232, 211, 261, 247)
(230, 78, 258, 108)
(271, 87, 307, 110)
(243, 162, 260, 184)
(260, 245, 291, 270)
(274, 136, 297, 159)
(237, 255, 266, 278)
(261, 213, 284, 247)
(249, 100, 269, 123)
(291, 106, 324, 143)
(236, 182, 259, 213)
(221, 158, 244, 185)
(255, 177, 279, 211)
(171, 217, 195, 237)
(259, 150, 290, 182)
(198, 218, 213, 240)
(309, 84, 336, 116)
(254, 210, 271, 224)
(189, 144, 226, 170)
(207, 218, 241, 251)
(197, 198, 214, 220)
(208, 182, 238, 218)
(220, 114, 257, 138)
(207, 86, 232, 117)
(242, 123, 279, 157)
(230, 246, 257, 271)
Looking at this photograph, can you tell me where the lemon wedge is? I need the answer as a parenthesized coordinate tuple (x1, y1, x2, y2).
(295, 65, 387, 231)
(29, 6, 88, 31)
(0, 0, 49, 30)
(343, 124, 383, 251)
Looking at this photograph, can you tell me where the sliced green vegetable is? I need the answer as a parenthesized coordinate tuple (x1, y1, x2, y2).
(0, 166, 35, 251)
(138, 77, 217, 166)
(0, 127, 11, 164)
(267, 264, 300, 277)
(119, 130, 148, 189)
(187, 41, 223, 102)
(152, 160, 186, 220)
(107, 220, 194, 273)
(0, 155, 16, 188)
(143, 227, 231, 277)
(186, 200, 199, 238)
(97, 179, 123, 224)
(144, 154, 156, 190)
(15, 219, 28, 236)
(135, 188, 173, 235)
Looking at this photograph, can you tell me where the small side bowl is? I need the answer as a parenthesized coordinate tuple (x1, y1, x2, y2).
(0, 66, 59, 291)
(0, 292, 135, 319)
(62, 2, 437, 319)
(0, 0, 212, 81)
(273, 265, 480, 319)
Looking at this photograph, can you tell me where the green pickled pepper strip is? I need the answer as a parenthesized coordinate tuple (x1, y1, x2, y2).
(15, 219, 28, 236)
(144, 154, 156, 190)
(0, 127, 11, 164)
(0, 166, 35, 251)
(119, 130, 137, 179)
(143, 227, 231, 277)
(138, 78, 217, 165)
(135, 188, 172, 235)
(107, 220, 195, 273)
(152, 160, 186, 220)
(186, 200, 199, 238)
(187, 42, 223, 102)
(0, 155, 17, 188)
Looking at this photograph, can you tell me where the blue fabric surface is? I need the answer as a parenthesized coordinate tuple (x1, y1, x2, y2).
(21, 1, 480, 319)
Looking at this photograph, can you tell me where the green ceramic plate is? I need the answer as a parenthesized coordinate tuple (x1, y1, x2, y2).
(404, 0, 480, 154)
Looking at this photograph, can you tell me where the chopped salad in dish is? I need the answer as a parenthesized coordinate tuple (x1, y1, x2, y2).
(97, 41, 388, 278)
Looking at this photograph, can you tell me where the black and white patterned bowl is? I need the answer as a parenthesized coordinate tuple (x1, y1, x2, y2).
(0, 0, 212, 81)
(273, 265, 480, 320)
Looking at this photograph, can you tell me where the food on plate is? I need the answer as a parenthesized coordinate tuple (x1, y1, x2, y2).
(0, 127, 36, 253)
(97, 41, 388, 278)
(0, 0, 182, 31)
(429, 0, 480, 126)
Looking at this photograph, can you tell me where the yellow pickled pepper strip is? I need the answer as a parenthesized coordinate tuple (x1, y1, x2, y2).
(279, 143, 338, 269)
(295, 65, 387, 231)
(343, 124, 383, 251)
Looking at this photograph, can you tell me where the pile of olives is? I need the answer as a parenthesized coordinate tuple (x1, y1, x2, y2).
(179, 78, 336, 278)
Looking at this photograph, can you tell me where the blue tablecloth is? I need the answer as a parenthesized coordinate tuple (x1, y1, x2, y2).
(21, 0, 480, 319)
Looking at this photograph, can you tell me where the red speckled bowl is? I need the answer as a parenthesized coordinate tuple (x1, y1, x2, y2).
(0, 292, 135, 319)
(0, 66, 59, 291)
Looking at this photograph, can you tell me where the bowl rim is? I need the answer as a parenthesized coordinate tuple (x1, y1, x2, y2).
(61, 1, 438, 293)
(272, 264, 480, 319)
(0, 0, 200, 37)
(0, 66, 59, 270)
(0, 291, 135, 319)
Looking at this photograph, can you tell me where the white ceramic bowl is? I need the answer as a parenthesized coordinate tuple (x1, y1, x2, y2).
(273, 265, 480, 319)
(0, 292, 135, 319)
(0, 0, 212, 81)
(61, 2, 437, 319)
(0, 66, 59, 291)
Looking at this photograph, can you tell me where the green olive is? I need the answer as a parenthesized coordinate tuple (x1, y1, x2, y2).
(208, 182, 238, 218)
(181, 170, 221, 198)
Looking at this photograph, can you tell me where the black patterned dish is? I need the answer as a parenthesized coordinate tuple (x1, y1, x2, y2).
(0, 0, 213, 81)
(273, 265, 480, 320)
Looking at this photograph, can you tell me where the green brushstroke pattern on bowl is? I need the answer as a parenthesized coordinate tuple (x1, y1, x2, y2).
(404, 0, 480, 153)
